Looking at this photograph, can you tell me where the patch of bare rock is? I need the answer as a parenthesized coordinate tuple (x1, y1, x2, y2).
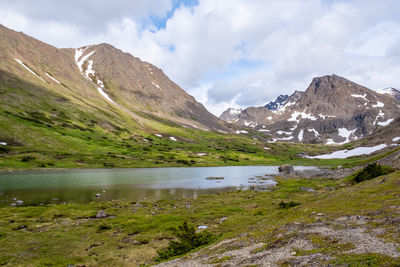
(155, 213, 400, 267)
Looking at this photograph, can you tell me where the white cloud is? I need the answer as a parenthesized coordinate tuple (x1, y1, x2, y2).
(1, 0, 400, 116)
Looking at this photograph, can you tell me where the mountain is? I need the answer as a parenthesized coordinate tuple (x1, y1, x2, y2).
(219, 107, 242, 123)
(220, 74, 400, 144)
(0, 24, 258, 169)
(376, 87, 400, 101)
(264, 94, 289, 110)
(0, 25, 227, 132)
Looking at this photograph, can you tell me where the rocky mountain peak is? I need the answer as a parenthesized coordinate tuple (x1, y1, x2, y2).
(219, 107, 243, 123)
(264, 94, 289, 111)
(219, 74, 400, 144)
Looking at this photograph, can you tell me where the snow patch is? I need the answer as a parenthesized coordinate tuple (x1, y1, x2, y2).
(263, 147, 271, 150)
(169, 136, 177, 141)
(74, 47, 89, 65)
(372, 101, 384, 108)
(76, 49, 95, 72)
(267, 116, 272, 120)
(97, 88, 114, 103)
(373, 110, 385, 125)
(298, 129, 304, 141)
(275, 101, 295, 114)
(197, 153, 206, 156)
(326, 139, 336, 145)
(229, 108, 242, 116)
(377, 87, 396, 96)
(276, 136, 294, 141)
(338, 127, 357, 143)
(244, 120, 257, 127)
(14, 58, 45, 82)
(85, 60, 95, 78)
(351, 93, 368, 102)
(277, 130, 292, 135)
(235, 130, 248, 134)
(152, 81, 161, 90)
(258, 129, 270, 132)
(392, 137, 400, 142)
(377, 118, 394, 126)
(306, 144, 387, 159)
(0, 142, 7, 146)
(45, 73, 61, 84)
(155, 134, 162, 138)
(288, 110, 317, 123)
(307, 128, 320, 137)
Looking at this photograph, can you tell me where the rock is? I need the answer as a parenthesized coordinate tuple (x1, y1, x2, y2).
(206, 176, 224, 180)
(96, 210, 108, 218)
(220, 217, 228, 224)
(300, 186, 316, 193)
(278, 164, 294, 174)
(379, 177, 387, 184)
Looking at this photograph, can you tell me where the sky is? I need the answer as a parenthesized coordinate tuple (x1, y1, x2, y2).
(1, 0, 400, 116)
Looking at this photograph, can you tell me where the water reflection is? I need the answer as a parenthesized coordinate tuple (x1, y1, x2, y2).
(0, 166, 317, 206)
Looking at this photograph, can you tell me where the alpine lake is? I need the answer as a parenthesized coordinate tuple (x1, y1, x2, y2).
(0, 166, 317, 206)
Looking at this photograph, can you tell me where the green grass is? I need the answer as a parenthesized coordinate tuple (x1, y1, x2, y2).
(0, 170, 399, 266)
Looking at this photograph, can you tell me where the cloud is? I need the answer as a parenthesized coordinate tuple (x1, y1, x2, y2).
(1, 0, 400, 116)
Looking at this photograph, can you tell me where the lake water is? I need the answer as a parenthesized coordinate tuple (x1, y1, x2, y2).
(0, 166, 316, 206)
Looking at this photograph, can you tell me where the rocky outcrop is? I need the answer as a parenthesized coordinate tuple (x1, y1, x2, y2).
(278, 164, 294, 174)
(265, 94, 289, 110)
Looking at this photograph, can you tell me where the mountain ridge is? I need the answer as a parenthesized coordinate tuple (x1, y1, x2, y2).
(220, 74, 400, 144)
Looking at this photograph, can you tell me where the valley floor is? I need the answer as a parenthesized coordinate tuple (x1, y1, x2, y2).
(0, 169, 399, 266)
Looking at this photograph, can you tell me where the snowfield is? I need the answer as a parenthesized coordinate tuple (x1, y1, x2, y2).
(306, 144, 387, 159)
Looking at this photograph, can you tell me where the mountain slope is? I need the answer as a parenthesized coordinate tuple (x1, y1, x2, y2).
(0, 24, 228, 132)
(220, 75, 400, 144)
(2, 24, 289, 170)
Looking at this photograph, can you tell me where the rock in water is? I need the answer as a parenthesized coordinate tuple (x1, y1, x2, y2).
(278, 164, 294, 174)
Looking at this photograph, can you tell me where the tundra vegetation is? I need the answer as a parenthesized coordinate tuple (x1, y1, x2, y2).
(0, 169, 399, 266)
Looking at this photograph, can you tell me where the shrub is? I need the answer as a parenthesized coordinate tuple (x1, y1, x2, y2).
(353, 163, 394, 183)
(279, 201, 301, 209)
(21, 156, 35, 162)
(156, 222, 215, 261)
(97, 224, 111, 231)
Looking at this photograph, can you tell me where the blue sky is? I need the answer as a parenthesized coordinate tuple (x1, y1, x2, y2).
(1, 0, 400, 115)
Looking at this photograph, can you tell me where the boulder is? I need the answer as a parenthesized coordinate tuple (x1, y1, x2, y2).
(278, 164, 294, 174)
(96, 210, 108, 218)
(300, 186, 316, 193)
